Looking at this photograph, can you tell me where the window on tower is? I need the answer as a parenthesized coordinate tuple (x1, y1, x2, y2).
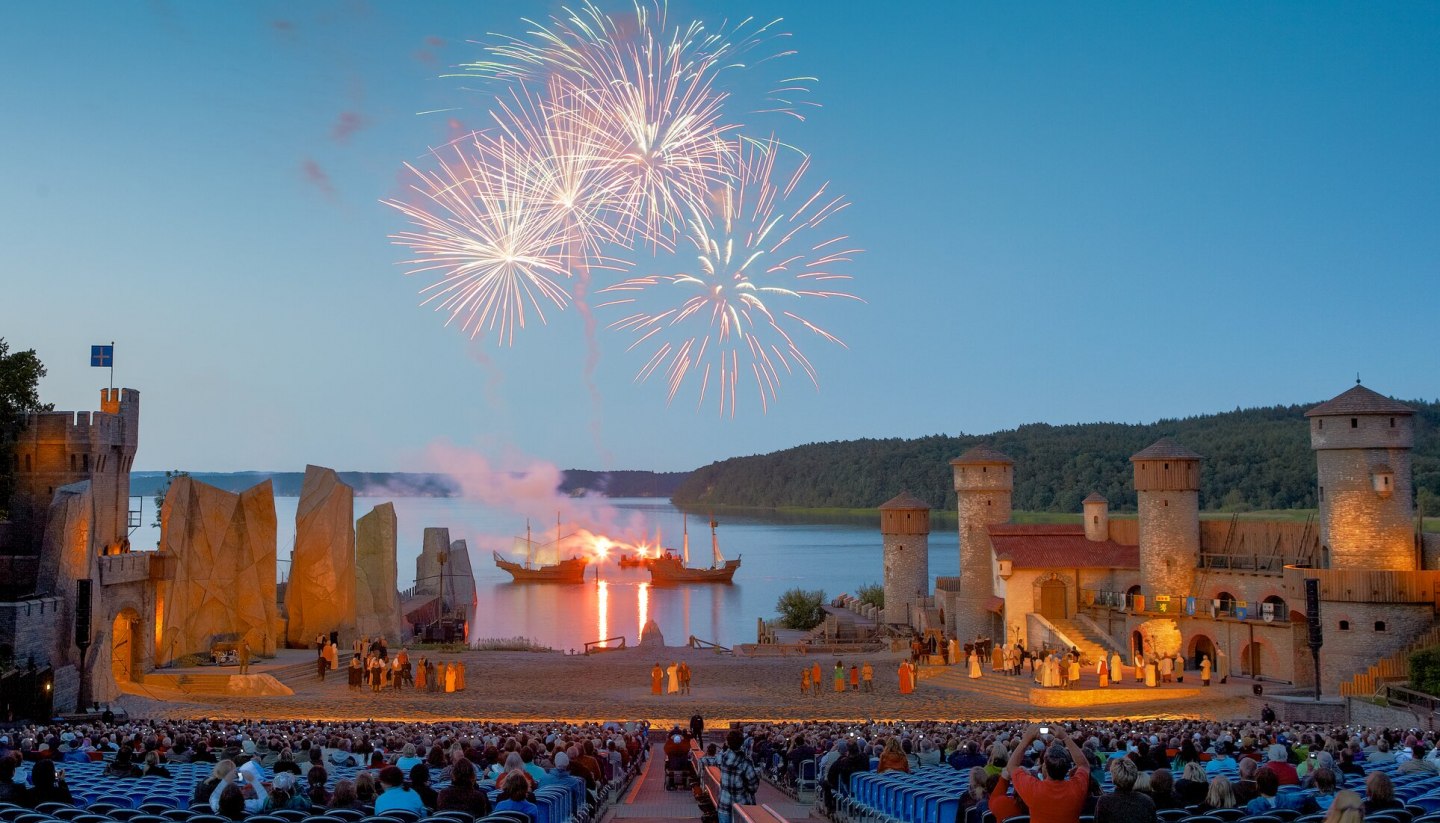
(1391, 417, 1396, 428)
(1339, 620, 1350, 631)
(1375, 621, 1387, 632)
(1351, 418, 1358, 428)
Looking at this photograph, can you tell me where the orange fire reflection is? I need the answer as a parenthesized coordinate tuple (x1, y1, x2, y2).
(597, 580, 609, 648)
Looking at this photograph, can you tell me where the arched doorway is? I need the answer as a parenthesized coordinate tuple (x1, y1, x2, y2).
(1131, 630, 1145, 658)
(111, 609, 142, 684)
(1215, 592, 1236, 617)
(1241, 642, 1263, 677)
(1039, 579, 1067, 620)
(1126, 585, 1142, 612)
(1188, 634, 1216, 670)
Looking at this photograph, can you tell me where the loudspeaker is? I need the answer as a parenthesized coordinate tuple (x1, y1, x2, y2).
(1253, 684, 1264, 696)
(1305, 577, 1323, 649)
(75, 579, 93, 647)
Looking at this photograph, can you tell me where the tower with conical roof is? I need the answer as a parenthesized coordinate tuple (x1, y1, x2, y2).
(1083, 492, 1109, 542)
(950, 445, 1012, 641)
(880, 491, 931, 626)
(1131, 438, 1202, 600)
(1307, 384, 1417, 570)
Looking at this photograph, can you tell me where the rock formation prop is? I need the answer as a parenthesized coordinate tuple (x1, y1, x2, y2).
(38, 481, 93, 666)
(159, 477, 278, 660)
(284, 465, 356, 647)
(355, 503, 402, 643)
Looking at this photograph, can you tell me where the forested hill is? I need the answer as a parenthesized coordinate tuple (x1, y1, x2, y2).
(672, 400, 1440, 513)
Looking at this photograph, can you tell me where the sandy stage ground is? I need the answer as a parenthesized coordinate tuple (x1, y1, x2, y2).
(116, 646, 1253, 725)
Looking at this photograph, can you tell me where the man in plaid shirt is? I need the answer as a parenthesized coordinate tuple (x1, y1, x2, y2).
(717, 730, 758, 823)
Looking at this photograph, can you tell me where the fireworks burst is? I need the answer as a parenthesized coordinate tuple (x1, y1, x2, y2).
(388, 1, 859, 412)
(598, 139, 862, 416)
(385, 140, 573, 346)
(460, 0, 813, 243)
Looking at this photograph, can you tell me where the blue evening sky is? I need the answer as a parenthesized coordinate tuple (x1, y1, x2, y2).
(2, 1, 1436, 475)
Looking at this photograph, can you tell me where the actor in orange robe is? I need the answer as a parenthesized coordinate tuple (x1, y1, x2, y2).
(651, 663, 663, 695)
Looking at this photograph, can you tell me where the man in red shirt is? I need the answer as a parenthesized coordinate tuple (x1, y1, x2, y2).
(1007, 724, 1091, 823)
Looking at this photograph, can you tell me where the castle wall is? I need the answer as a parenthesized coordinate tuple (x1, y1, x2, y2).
(1315, 601, 1434, 689)
(882, 532, 928, 625)
(1138, 489, 1199, 597)
(954, 489, 1007, 642)
(1425, 533, 1440, 571)
(1316, 447, 1416, 570)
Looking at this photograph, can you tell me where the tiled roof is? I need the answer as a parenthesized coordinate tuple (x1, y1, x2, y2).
(950, 444, 1013, 465)
(1305, 384, 1415, 418)
(1082, 492, 1109, 504)
(988, 523, 1138, 569)
(879, 491, 931, 510)
(1130, 437, 1202, 462)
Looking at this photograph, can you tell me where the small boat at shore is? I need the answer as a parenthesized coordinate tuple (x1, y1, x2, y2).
(494, 521, 589, 584)
(648, 517, 741, 584)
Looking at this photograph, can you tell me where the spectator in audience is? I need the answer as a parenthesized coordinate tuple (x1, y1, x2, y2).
(1368, 739, 1396, 765)
(1008, 725, 1090, 823)
(396, 743, 423, 772)
(1095, 757, 1155, 823)
(1310, 767, 1340, 811)
(374, 765, 426, 815)
(957, 766, 989, 823)
(408, 762, 437, 809)
(493, 773, 540, 823)
(1364, 771, 1401, 814)
(1234, 757, 1260, 806)
(328, 780, 365, 811)
(194, 760, 236, 804)
(437, 757, 492, 819)
(1147, 768, 1181, 811)
(1263, 744, 1300, 785)
(307, 765, 331, 806)
(24, 760, 69, 807)
(717, 730, 759, 823)
(1196, 775, 1236, 812)
(1323, 790, 1364, 823)
(1174, 761, 1209, 807)
(265, 772, 310, 811)
(354, 771, 378, 807)
(106, 747, 142, 778)
(143, 750, 172, 777)
(210, 763, 268, 817)
(1400, 744, 1439, 775)
(1245, 766, 1317, 815)
(1205, 743, 1236, 776)
(878, 738, 910, 773)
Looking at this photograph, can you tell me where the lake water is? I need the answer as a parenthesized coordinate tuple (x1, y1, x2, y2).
(133, 497, 961, 651)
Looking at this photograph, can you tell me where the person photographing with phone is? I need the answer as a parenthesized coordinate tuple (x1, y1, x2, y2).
(1006, 723, 1091, 823)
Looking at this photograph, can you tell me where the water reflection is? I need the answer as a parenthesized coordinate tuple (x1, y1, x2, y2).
(638, 582, 649, 634)
(596, 580, 609, 648)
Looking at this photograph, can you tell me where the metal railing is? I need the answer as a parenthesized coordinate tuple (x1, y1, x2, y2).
(1083, 589, 1289, 623)
(584, 636, 627, 654)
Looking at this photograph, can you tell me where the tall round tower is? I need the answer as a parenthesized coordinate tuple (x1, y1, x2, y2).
(879, 491, 931, 626)
(1306, 384, 1416, 571)
(950, 445, 1012, 642)
(1131, 438, 1201, 601)
(1083, 492, 1109, 542)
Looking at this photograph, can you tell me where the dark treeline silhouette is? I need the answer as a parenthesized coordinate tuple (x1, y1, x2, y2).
(673, 400, 1440, 513)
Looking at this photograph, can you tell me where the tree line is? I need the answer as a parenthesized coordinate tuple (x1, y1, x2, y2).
(673, 400, 1440, 514)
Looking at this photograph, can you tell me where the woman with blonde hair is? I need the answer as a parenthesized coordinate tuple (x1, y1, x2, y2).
(1323, 790, 1363, 823)
(1199, 775, 1236, 812)
(1176, 761, 1210, 806)
(1365, 770, 1402, 814)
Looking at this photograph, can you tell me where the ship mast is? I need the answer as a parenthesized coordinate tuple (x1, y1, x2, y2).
(525, 519, 533, 569)
(711, 516, 723, 567)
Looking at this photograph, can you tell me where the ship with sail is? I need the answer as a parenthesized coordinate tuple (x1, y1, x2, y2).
(647, 516, 741, 584)
(493, 520, 589, 584)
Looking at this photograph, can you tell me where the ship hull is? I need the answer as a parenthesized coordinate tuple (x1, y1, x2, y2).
(492, 551, 589, 584)
(647, 556, 741, 584)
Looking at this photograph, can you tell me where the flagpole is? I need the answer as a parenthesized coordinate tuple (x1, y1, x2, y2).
(109, 340, 115, 392)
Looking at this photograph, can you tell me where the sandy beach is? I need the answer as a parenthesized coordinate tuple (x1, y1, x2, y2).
(116, 646, 1252, 725)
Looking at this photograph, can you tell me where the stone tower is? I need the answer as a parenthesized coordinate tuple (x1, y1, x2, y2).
(950, 445, 1012, 642)
(1306, 384, 1416, 571)
(879, 491, 931, 626)
(1083, 492, 1109, 542)
(10, 388, 140, 554)
(1131, 438, 1201, 600)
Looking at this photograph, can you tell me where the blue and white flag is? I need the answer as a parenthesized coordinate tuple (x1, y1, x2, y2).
(90, 345, 114, 368)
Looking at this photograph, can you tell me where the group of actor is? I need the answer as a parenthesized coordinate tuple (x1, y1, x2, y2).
(649, 661, 694, 695)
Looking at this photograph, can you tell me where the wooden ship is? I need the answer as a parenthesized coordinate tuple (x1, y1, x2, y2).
(647, 516, 741, 584)
(493, 520, 589, 584)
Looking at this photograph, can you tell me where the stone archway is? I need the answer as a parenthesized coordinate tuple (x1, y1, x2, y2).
(1188, 634, 1217, 670)
(111, 609, 142, 684)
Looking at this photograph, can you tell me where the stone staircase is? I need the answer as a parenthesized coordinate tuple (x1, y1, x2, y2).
(1047, 618, 1118, 662)
(1341, 625, 1440, 697)
(170, 673, 232, 695)
(919, 665, 1033, 701)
